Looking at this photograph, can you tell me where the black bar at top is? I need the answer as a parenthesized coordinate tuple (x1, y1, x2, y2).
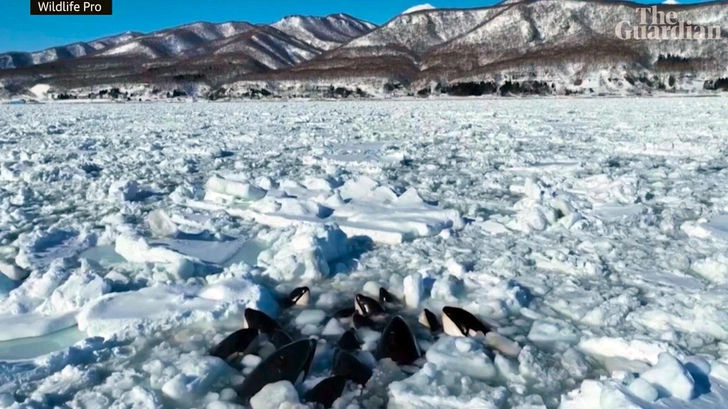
(30, 0, 112, 15)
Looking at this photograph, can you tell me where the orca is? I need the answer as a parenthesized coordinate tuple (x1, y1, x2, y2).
(334, 306, 356, 318)
(303, 375, 348, 409)
(281, 286, 310, 308)
(209, 328, 259, 361)
(379, 288, 401, 305)
(337, 328, 362, 352)
(333, 349, 373, 386)
(354, 294, 385, 317)
(352, 313, 377, 330)
(418, 309, 441, 333)
(269, 329, 294, 349)
(375, 315, 420, 365)
(244, 308, 281, 335)
(235, 338, 317, 402)
(441, 306, 491, 337)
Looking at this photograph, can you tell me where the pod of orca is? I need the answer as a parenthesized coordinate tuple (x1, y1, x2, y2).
(208, 286, 509, 408)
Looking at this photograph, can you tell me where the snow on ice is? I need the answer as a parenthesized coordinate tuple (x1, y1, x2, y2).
(0, 98, 728, 409)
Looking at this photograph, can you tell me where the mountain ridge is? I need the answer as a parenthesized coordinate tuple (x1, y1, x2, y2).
(0, 14, 376, 70)
(1, 0, 727, 99)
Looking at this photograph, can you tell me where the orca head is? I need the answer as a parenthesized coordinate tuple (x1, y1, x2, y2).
(333, 349, 373, 386)
(303, 375, 348, 409)
(288, 286, 310, 307)
(375, 315, 421, 365)
(337, 328, 362, 352)
(355, 293, 385, 317)
(209, 328, 260, 362)
(441, 307, 467, 337)
(418, 309, 441, 333)
(244, 308, 280, 335)
(235, 338, 317, 403)
(379, 287, 401, 305)
(441, 306, 490, 337)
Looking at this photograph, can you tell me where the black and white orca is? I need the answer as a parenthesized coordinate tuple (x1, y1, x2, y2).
(355, 294, 385, 317)
(303, 375, 348, 409)
(418, 309, 441, 333)
(354, 294, 384, 317)
(379, 288, 401, 306)
(441, 306, 491, 337)
(281, 286, 310, 308)
(333, 349, 373, 386)
(336, 328, 362, 352)
(235, 338, 317, 402)
(375, 315, 421, 365)
(209, 328, 259, 362)
(243, 308, 281, 335)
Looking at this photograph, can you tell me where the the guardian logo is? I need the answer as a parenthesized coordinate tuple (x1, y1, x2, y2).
(616, 6, 721, 40)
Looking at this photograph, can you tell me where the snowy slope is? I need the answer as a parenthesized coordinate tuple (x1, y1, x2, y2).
(418, 0, 728, 86)
(0, 13, 376, 87)
(249, 0, 728, 93)
(0, 32, 143, 70)
(0, 14, 374, 71)
(187, 25, 323, 69)
(86, 31, 144, 50)
(0, 32, 143, 69)
(2, 0, 728, 95)
(344, 7, 503, 53)
(98, 22, 254, 59)
(272, 13, 376, 51)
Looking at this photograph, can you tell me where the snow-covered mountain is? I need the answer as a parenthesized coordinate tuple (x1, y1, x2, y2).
(0, 32, 142, 69)
(272, 13, 376, 51)
(187, 25, 322, 69)
(244, 0, 728, 96)
(401, 4, 436, 14)
(2, 0, 727, 98)
(97, 22, 254, 59)
(0, 14, 375, 70)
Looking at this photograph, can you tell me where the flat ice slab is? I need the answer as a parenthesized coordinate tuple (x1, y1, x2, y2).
(189, 175, 464, 244)
(77, 279, 277, 338)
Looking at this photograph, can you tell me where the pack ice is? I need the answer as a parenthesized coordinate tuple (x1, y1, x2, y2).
(0, 98, 728, 409)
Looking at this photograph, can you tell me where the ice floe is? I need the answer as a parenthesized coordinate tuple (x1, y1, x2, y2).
(0, 99, 727, 409)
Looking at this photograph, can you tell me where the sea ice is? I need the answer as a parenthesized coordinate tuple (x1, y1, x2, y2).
(205, 175, 267, 202)
(403, 272, 423, 309)
(294, 309, 326, 327)
(639, 353, 696, 401)
(77, 278, 276, 338)
(528, 318, 580, 345)
(425, 336, 497, 381)
(388, 363, 507, 409)
(249, 381, 299, 409)
(1, 98, 727, 409)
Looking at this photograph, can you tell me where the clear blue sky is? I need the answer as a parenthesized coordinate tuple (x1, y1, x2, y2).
(0, 0, 714, 53)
